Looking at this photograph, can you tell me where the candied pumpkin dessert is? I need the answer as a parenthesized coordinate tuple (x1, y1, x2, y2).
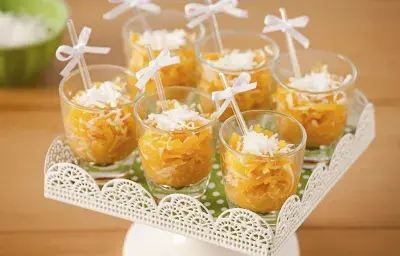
(197, 49, 274, 121)
(274, 65, 353, 147)
(62, 79, 137, 165)
(127, 29, 198, 91)
(221, 124, 301, 213)
(136, 98, 217, 197)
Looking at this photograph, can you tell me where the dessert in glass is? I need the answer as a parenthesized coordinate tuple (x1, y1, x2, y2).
(272, 49, 357, 164)
(195, 31, 279, 120)
(59, 65, 138, 181)
(134, 86, 219, 199)
(219, 110, 306, 223)
(123, 10, 205, 92)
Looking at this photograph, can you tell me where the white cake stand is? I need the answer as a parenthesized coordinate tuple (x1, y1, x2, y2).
(123, 223, 300, 256)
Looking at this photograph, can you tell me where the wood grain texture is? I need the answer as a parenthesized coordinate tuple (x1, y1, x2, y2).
(297, 228, 400, 256)
(0, 230, 127, 256)
(1, 228, 399, 256)
(0, 0, 399, 255)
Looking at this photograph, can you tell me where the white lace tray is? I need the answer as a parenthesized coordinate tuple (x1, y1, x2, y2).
(44, 90, 375, 256)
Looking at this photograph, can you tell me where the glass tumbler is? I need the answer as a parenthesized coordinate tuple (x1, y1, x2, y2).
(219, 110, 306, 223)
(134, 86, 219, 199)
(123, 10, 205, 92)
(195, 30, 279, 121)
(272, 49, 357, 164)
(59, 65, 138, 182)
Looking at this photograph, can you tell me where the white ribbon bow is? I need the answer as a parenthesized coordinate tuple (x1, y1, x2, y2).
(135, 50, 180, 90)
(263, 14, 310, 49)
(103, 0, 161, 20)
(185, 0, 248, 29)
(212, 72, 257, 118)
(56, 27, 110, 77)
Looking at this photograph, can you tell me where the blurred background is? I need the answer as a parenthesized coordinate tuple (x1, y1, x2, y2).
(0, 0, 399, 255)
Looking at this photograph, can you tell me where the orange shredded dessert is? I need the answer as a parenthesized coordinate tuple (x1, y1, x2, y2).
(64, 80, 137, 164)
(274, 65, 352, 147)
(221, 124, 298, 213)
(197, 50, 273, 121)
(275, 89, 347, 147)
(138, 100, 214, 188)
(127, 30, 197, 91)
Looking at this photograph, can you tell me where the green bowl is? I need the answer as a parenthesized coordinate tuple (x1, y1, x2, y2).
(0, 0, 69, 87)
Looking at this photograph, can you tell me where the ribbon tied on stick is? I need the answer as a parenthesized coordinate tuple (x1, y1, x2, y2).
(263, 13, 310, 49)
(185, 0, 248, 29)
(135, 49, 180, 91)
(56, 27, 110, 77)
(103, 0, 161, 20)
(212, 72, 257, 118)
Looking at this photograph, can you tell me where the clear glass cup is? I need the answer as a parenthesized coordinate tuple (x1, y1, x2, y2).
(271, 49, 357, 165)
(219, 110, 306, 224)
(134, 86, 219, 199)
(122, 10, 205, 92)
(59, 65, 138, 182)
(195, 30, 279, 121)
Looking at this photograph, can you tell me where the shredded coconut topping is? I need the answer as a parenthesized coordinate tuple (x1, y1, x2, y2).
(146, 102, 209, 131)
(0, 11, 50, 47)
(209, 50, 258, 71)
(288, 65, 352, 92)
(241, 131, 293, 156)
(137, 29, 187, 50)
(73, 81, 130, 108)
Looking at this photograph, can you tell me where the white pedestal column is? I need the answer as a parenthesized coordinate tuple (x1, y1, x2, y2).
(123, 223, 300, 256)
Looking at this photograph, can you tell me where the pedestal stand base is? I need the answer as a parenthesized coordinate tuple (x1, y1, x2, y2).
(123, 223, 300, 256)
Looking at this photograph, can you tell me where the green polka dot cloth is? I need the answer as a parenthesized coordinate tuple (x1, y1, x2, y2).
(114, 128, 358, 218)
(125, 151, 312, 218)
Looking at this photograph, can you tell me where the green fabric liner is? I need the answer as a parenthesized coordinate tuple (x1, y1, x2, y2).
(125, 151, 313, 218)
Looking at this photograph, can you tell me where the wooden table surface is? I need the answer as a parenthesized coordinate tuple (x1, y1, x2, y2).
(1, 0, 399, 255)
